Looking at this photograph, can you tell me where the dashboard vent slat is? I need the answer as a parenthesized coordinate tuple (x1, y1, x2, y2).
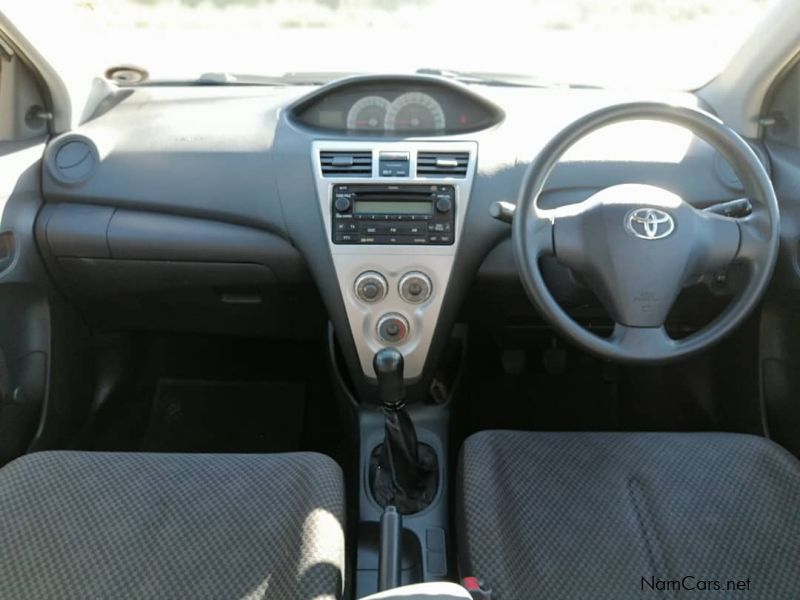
(320, 151, 372, 177)
(416, 152, 469, 177)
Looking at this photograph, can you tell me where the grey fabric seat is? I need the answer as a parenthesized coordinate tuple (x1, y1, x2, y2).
(458, 431, 800, 600)
(0, 451, 345, 600)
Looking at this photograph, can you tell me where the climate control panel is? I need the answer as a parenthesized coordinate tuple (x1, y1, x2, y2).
(354, 270, 434, 305)
(352, 269, 436, 347)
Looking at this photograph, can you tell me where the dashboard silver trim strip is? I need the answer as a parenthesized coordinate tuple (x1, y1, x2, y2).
(311, 140, 478, 379)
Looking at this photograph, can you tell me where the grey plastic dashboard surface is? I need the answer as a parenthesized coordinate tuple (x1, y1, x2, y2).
(39, 77, 757, 394)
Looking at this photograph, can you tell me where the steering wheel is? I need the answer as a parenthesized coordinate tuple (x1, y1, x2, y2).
(513, 102, 780, 363)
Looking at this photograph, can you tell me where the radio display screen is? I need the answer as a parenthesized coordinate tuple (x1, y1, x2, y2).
(353, 199, 432, 215)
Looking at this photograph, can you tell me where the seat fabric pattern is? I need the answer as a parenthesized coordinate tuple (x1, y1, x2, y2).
(0, 451, 345, 600)
(458, 431, 800, 600)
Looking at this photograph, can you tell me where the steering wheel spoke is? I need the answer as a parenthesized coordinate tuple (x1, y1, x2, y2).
(690, 208, 741, 273)
(609, 324, 674, 358)
(522, 208, 556, 259)
(736, 213, 772, 265)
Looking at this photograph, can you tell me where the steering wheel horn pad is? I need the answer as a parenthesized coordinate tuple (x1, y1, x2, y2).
(553, 184, 739, 328)
(513, 102, 779, 363)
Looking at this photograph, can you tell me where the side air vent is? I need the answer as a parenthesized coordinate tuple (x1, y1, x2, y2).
(416, 152, 469, 177)
(47, 135, 99, 185)
(320, 151, 372, 177)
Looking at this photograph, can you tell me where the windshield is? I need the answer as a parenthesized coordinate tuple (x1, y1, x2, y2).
(8, 0, 774, 89)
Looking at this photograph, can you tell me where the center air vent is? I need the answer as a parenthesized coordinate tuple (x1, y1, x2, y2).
(320, 151, 372, 177)
(416, 152, 469, 177)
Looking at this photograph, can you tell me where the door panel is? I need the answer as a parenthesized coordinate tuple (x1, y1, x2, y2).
(760, 61, 800, 457)
(0, 22, 98, 462)
(0, 139, 50, 463)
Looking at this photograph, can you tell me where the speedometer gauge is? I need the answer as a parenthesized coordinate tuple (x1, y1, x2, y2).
(346, 96, 391, 131)
(385, 93, 446, 131)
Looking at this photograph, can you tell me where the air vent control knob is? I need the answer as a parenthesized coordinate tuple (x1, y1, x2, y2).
(399, 272, 432, 304)
(355, 271, 388, 303)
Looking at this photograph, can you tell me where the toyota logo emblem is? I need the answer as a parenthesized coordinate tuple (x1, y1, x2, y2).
(625, 208, 675, 240)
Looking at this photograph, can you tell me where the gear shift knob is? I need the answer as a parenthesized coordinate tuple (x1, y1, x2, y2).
(373, 348, 405, 409)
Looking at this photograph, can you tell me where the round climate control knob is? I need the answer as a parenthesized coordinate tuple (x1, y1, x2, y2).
(355, 271, 388, 303)
(377, 313, 410, 344)
(399, 271, 433, 304)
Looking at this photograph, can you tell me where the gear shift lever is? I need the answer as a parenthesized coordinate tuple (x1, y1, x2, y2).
(372, 348, 436, 513)
(374, 347, 406, 409)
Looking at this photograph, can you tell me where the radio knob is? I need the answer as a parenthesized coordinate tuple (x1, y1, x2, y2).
(355, 271, 388, 303)
(334, 195, 352, 213)
(435, 196, 452, 213)
(399, 271, 432, 304)
(377, 313, 410, 344)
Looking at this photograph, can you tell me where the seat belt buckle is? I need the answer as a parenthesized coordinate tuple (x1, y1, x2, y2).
(462, 577, 492, 599)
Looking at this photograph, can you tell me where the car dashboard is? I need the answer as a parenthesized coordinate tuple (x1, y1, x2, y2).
(36, 74, 760, 395)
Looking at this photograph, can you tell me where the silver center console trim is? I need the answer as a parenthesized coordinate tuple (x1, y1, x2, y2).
(311, 140, 478, 379)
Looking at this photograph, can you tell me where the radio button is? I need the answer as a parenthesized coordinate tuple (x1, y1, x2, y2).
(334, 196, 352, 213)
(355, 271, 388, 303)
(435, 196, 452, 213)
(334, 233, 356, 243)
(399, 272, 432, 304)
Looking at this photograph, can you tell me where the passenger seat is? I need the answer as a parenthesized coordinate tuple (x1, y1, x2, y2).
(0, 451, 345, 599)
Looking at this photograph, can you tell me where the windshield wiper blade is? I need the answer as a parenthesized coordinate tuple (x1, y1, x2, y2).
(416, 68, 601, 89)
(136, 74, 285, 87)
(197, 72, 356, 85)
(138, 71, 352, 87)
(195, 72, 291, 85)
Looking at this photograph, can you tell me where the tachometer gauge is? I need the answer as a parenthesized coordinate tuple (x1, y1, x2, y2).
(346, 96, 391, 130)
(385, 92, 446, 131)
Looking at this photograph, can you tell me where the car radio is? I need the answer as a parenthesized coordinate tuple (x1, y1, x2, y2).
(331, 184, 454, 245)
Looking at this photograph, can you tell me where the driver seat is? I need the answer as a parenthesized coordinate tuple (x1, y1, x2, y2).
(457, 431, 800, 599)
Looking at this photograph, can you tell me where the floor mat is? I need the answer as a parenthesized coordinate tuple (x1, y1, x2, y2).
(142, 379, 306, 453)
(460, 327, 718, 437)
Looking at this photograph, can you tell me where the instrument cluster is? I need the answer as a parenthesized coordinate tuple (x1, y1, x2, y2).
(345, 92, 445, 132)
(291, 78, 503, 135)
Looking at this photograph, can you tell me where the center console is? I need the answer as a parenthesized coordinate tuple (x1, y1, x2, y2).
(312, 141, 477, 380)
